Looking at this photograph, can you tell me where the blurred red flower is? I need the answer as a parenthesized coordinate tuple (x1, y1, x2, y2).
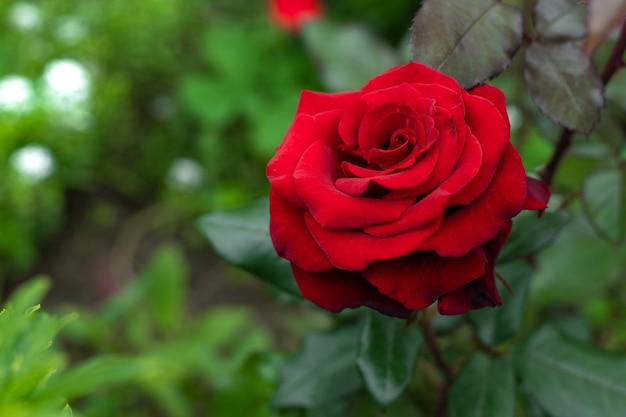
(269, 0, 323, 32)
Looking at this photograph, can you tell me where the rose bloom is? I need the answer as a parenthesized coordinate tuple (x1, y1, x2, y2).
(268, 0, 323, 32)
(267, 63, 549, 318)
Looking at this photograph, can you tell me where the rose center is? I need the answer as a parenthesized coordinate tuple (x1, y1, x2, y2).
(389, 132, 410, 150)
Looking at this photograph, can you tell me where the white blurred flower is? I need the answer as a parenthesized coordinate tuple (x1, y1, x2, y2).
(8, 2, 42, 32)
(10, 145, 56, 184)
(0, 75, 34, 113)
(55, 17, 87, 44)
(167, 158, 204, 191)
(42, 59, 92, 130)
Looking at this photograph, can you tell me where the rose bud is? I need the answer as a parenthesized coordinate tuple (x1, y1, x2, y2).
(267, 62, 550, 318)
(268, 0, 323, 33)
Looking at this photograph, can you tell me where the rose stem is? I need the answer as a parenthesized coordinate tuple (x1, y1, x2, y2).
(541, 20, 626, 187)
(418, 311, 453, 417)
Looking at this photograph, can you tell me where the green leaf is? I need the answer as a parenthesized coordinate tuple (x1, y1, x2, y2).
(410, 0, 522, 89)
(468, 261, 532, 346)
(197, 197, 301, 297)
(178, 75, 239, 126)
(46, 356, 164, 399)
(582, 167, 626, 245)
(524, 41, 604, 135)
(533, 0, 586, 40)
(61, 404, 73, 417)
(356, 312, 423, 406)
(499, 210, 571, 263)
(273, 323, 363, 409)
(301, 21, 400, 91)
(6, 276, 51, 313)
(516, 326, 626, 417)
(531, 214, 626, 304)
(141, 243, 188, 332)
(449, 353, 515, 417)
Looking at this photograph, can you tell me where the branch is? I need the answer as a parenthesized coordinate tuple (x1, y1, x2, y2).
(419, 311, 453, 417)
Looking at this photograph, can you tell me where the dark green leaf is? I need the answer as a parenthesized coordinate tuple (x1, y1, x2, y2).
(356, 312, 423, 406)
(410, 0, 522, 89)
(449, 353, 515, 417)
(533, 0, 586, 40)
(516, 326, 626, 417)
(524, 41, 604, 135)
(197, 197, 301, 297)
(499, 210, 571, 263)
(468, 261, 532, 346)
(273, 323, 363, 409)
(301, 21, 400, 91)
(582, 167, 626, 245)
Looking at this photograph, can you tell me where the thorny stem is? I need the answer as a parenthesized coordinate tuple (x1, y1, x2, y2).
(541, 21, 626, 187)
(418, 311, 453, 417)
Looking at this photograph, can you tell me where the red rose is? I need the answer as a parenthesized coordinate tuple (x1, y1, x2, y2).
(268, 0, 323, 32)
(266, 63, 549, 318)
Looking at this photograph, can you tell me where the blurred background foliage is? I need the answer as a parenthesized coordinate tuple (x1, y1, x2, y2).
(1, 0, 626, 416)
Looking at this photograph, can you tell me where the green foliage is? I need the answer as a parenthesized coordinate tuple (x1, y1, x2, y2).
(516, 326, 626, 417)
(272, 323, 363, 409)
(356, 312, 423, 407)
(582, 166, 626, 244)
(524, 41, 604, 135)
(198, 197, 302, 297)
(410, 0, 523, 88)
(448, 353, 515, 417)
(301, 21, 401, 91)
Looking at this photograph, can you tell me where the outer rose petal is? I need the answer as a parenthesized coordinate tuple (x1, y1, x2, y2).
(269, 191, 333, 272)
(448, 92, 510, 206)
(421, 144, 527, 257)
(524, 177, 550, 216)
(437, 221, 512, 315)
(292, 265, 411, 318)
(468, 84, 510, 130)
(266, 111, 342, 205)
(362, 247, 487, 310)
(361, 62, 462, 96)
(305, 212, 441, 271)
(296, 90, 360, 116)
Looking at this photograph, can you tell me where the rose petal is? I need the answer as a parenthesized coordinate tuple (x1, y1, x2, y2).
(305, 212, 441, 270)
(422, 144, 526, 257)
(296, 90, 359, 115)
(365, 132, 482, 237)
(338, 84, 434, 151)
(294, 141, 414, 228)
(267, 111, 342, 205)
(448, 92, 510, 206)
(361, 62, 462, 96)
(468, 84, 510, 130)
(269, 190, 333, 272)
(363, 247, 487, 310)
(383, 106, 465, 199)
(292, 265, 412, 318)
(437, 221, 512, 315)
(524, 177, 550, 216)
